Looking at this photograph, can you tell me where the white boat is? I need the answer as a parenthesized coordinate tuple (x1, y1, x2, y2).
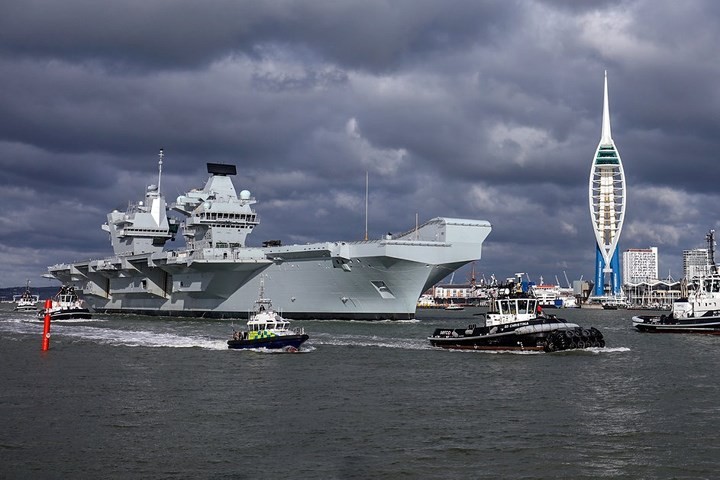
(444, 303, 465, 311)
(416, 294, 437, 308)
(13, 281, 39, 312)
(38, 285, 92, 320)
(531, 280, 578, 308)
(228, 281, 308, 350)
(530, 282, 560, 307)
(557, 295, 578, 308)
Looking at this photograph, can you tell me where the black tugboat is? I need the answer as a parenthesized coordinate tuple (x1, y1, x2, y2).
(633, 230, 720, 335)
(428, 286, 605, 352)
(37, 285, 92, 320)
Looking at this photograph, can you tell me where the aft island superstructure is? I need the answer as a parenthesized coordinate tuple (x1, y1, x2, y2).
(48, 152, 492, 320)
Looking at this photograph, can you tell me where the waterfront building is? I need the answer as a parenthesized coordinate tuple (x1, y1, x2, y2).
(589, 71, 626, 297)
(624, 279, 682, 308)
(622, 247, 659, 284)
(432, 283, 479, 304)
(683, 248, 711, 280)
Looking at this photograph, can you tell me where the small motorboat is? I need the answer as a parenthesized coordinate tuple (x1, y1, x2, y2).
(429, 286, 605, 352)
(444, 303, 465, 311)
(37, 285, 92, 320)
(228, 282, 308, 351)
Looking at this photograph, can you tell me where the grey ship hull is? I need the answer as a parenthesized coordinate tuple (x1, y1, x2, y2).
(48, 218, 491, 320)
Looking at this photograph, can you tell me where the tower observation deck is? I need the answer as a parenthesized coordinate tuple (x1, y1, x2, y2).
(589, 71, 626, 297)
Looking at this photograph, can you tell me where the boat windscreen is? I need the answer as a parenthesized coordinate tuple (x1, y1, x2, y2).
(517, 299, 529, 313)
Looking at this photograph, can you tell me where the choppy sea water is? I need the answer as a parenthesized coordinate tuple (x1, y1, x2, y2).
(1, 305, 718, 479)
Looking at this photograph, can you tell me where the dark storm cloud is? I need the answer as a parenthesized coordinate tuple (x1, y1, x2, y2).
(0, 0, 719, 288)
(0, 0, 515, 72)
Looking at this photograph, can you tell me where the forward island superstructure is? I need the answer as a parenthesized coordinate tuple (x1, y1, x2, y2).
(47, 152, 492, 320)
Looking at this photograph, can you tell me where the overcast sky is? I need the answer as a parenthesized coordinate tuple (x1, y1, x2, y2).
(1, 0, 719, 289)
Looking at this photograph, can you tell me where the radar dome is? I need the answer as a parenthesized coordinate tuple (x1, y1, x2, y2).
(240, 190, 251, 200)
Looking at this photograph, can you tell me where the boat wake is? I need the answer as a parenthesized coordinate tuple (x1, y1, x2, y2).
(309, 318, 420, 324)
(228, 345, 316, 354)
(309, 333, 430, 350)
(22, 317, 109, 324)
(0, 319, 225, 350)
(434, 346, 630, 355)
(596, 346, 630, 353)
(60, 325, 227, 350)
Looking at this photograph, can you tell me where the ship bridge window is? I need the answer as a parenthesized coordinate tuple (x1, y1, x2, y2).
(517, 299, 529, 313)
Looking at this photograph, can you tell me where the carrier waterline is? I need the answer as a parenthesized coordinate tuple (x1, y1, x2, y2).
(47, 153, 492, 320)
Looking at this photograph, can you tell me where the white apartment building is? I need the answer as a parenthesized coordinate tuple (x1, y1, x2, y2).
(683, 248, 711, 279)
(622, 247, 658, 284)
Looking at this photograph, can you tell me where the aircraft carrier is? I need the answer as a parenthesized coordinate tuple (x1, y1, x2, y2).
(47, 152, 492, 320)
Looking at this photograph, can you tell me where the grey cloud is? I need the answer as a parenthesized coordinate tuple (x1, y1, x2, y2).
(0, 0, 518, 72)
(1, 0, 719, 287)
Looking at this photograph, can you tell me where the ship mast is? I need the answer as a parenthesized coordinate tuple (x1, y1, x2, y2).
(157, 148, 164, 194)
(364, 171, 369, 241)
(707, 229, 716, 273)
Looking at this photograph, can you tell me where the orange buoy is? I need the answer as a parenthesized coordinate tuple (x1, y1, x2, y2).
(41, 298, 52, 351)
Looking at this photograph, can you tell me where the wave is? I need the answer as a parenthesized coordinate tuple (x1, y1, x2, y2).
(309, 333, 430, 350)
(0, 318, 225, 350)
(303, 318, 420, 324)
(60, 325, 227, 350)
(228, 345, 316, 354)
